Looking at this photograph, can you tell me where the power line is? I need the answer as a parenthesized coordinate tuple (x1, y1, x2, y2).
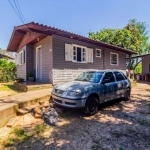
(13, 0, 26, 24)
(8, 0, 25, 25)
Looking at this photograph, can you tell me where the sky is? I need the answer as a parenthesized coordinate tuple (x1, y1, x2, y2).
(0, 0, 150, 49)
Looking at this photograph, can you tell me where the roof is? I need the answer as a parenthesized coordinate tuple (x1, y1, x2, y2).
(0, 52, 15, 59)
(126, 53, 150, 59)
(7, 22, 137, 54)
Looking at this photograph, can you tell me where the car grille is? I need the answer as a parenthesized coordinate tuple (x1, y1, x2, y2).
(55, 89, 64, 95)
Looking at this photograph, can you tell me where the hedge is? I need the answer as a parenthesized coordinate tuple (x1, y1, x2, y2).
(0, 59, 16, 82)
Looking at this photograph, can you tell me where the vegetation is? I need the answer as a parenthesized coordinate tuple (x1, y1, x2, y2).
(134, 62, 142, 74)
(0, 59, 16, 82)
(34, 124, 46, 134)
(89, 19, 150, 72)
(3, 128, 32, 147)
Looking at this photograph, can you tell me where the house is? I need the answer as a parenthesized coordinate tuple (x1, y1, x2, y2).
(7, 22, 136, 84)
(0, 52, 15, 62)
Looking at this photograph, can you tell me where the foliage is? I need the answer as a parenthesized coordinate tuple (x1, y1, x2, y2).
(88, 19, 150, 70)
(27, 71, 34, 77)
(134, 62, 142, 74)
(34, 124, 46, 134)
(0, 59, 16, 82)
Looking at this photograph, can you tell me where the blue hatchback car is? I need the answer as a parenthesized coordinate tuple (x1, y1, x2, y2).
(52, 70, 131, 116)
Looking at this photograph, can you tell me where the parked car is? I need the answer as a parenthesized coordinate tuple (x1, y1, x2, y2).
(51, 70, 131, 116)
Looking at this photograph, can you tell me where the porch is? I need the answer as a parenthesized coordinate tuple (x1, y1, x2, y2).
(14, 81, 53, 92)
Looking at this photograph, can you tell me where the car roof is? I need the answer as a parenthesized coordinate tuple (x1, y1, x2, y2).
(86, 70, 122, 73)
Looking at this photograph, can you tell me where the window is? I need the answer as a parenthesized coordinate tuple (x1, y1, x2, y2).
(72, 45, 86, 62)
(110, 52, 118, 65)
(65, 43, 93, 63)
(103, 72, 115, 83)
(16, 49, 25, 65)
(96, 49, 101, 57)
(114, 72, 125, 81)
(75, 71, 104, 83)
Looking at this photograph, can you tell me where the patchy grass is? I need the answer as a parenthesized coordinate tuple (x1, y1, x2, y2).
(0, 83, 21, 97)
(3, 128, 32, 147)
(34, 124, 46, 134)
(0, 83, 18, 91)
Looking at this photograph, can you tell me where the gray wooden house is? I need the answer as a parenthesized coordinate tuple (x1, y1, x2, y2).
(7, 22, 136, 84)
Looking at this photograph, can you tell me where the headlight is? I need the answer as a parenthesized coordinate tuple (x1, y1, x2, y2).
(67, 89, 82, 96)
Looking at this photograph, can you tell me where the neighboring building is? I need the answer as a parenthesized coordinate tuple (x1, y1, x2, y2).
(0, 52, 15, 62)
(130, 54, 150, 74)
(7, 22, 136, 84)
(142, 54, 150, 74)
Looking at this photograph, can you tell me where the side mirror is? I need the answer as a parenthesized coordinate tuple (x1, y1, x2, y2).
(102, 79, 110, 84)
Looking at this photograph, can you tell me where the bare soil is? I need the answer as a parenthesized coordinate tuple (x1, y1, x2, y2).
(0, 81, 150, 150)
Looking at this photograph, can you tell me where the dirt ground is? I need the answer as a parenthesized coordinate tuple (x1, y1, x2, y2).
(0, 83, 20, 98)
(0, 81, 150, 150)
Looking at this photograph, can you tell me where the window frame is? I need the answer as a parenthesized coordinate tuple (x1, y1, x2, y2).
(95, 49, 101, 57)
(114, 71, 125, 81)
(102, 71, 115, 83)
(72, 44, 87, 63)
(110, 52, 119, 66)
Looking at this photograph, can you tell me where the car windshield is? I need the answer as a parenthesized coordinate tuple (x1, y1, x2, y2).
(75, 72, 104, 83)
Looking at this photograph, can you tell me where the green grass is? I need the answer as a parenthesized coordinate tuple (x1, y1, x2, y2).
(0, 83, 19, 92)
(3, 128, 32, 147)
(34, 124, 46, 134)
(4, 138, 14, 147)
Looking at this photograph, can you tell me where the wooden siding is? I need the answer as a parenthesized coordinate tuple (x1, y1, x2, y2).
(34, 36, 52, 83)
(16, 46, 26, 80)
(52, 35, 126, 70)
(103, 48, 126, 70)
(142, 55, 150, 74)
(52, 35, 104, 69)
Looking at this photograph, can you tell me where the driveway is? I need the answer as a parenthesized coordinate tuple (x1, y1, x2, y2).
(1, 81, 150, 150)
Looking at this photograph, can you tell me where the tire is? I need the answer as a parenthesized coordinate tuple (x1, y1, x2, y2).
(83, 96, 99, 116)
(124, 88, 130, 101)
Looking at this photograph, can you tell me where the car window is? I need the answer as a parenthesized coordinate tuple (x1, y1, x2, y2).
(122, 73, 128, 79)
(103, 72, 115, 83)
(114, 72, 125, 81)
(75, 72, 104, 83)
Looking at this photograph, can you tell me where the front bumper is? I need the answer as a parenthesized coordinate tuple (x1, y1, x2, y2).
(52, 94, 86, 108)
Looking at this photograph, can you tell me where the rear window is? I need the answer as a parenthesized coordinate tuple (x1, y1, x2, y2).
(114, 72, 125, 81)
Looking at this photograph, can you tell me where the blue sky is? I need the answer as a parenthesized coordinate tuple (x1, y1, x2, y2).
(0, 0, 150, 49)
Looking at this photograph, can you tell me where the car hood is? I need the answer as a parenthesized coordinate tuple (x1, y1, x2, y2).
(54, 81, 93, 91)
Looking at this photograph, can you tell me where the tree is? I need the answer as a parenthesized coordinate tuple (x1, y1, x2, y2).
(88, 19, 150, 70)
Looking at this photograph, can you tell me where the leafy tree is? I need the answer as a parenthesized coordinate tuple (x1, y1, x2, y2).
(88, 19, 150, 70)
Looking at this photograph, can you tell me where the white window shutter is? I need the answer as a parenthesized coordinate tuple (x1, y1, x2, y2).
(65, 43, 72, 61)
(87, 48, 93, 63)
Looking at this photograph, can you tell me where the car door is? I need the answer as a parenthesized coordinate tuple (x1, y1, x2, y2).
(114, 71, 126, 98)
(100, 72, 117, 103)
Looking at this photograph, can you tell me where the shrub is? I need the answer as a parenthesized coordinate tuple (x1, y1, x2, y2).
(0, 59, 16, 82)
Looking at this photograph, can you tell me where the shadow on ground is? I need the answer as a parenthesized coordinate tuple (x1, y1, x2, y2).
(4, 94, 150, 150)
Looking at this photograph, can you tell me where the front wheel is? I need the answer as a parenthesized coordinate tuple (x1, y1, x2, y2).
(124, 88, 131, 101)
(83, 97, 99, 116)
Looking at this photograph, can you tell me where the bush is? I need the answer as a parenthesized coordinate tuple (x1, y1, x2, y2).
(0, 59, 16, 82)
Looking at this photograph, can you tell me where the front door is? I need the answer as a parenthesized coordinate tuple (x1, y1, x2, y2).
(36, 46, 42, 80)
